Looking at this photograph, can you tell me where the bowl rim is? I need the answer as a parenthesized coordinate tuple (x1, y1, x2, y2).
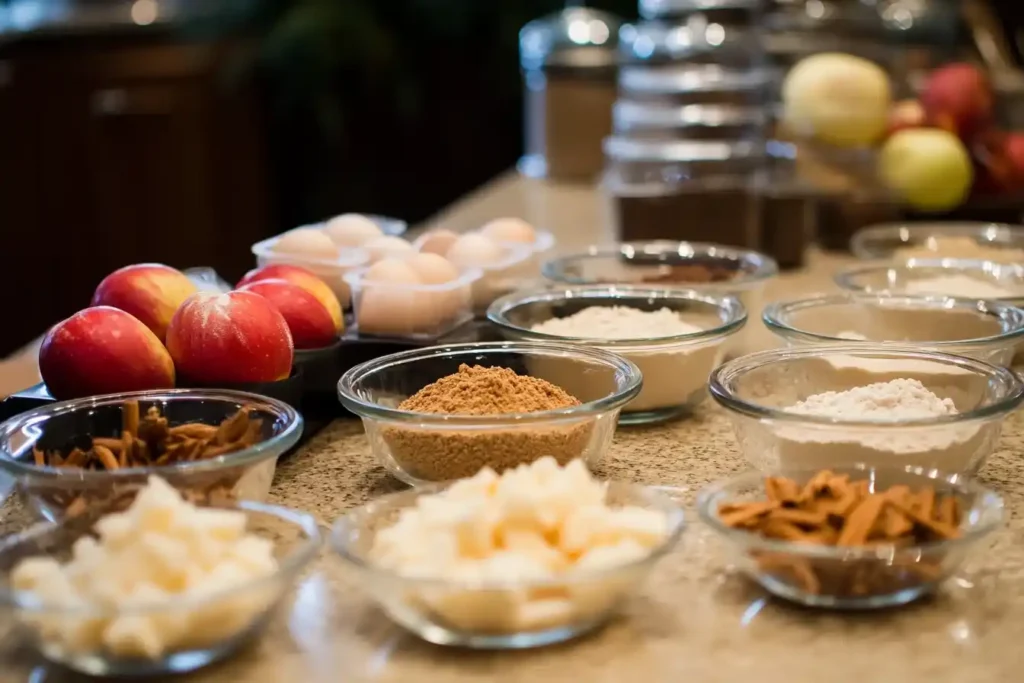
(834, 258, 1024, 300)
(850, 221, 1024, 260)
(337, 341, 643, 424)
(0, 498, 322, 616)
(696, 465, 1004, 560)
(329, 479, 685, 590)
(762, 293, 1024, 348)
(541, 241, 779, 288)
(486, 284, 748, 346)
(708, 344, 1024, 427)
(0, 389, 304, 480)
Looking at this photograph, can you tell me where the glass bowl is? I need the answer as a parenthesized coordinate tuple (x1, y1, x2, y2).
(0, 499, 321, 676)
(708, 345, 1024, 474)
(698, 465, 1004, 609)
(330, 480, 685, 649)
(850, 222, 1024, 262)
(762, 293, 1024, 366)
(337, 342, 642, 485)
(486, 285, 746, 424)
(0, 389, 303, 522)
(834, 258, 1024, 306)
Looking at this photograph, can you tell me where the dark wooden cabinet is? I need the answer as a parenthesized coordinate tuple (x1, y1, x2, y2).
(0, 36, 272, 356)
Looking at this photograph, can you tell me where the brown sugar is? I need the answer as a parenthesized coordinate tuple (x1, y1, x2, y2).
(383, 365, 595, 482)
(398, 364, 582, 415)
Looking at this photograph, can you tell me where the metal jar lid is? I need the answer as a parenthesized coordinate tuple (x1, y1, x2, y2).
(520, 7, 624, 72)
(619, 64, 775, 95)
(619, 20, 759, 64)
(640, 0, 763, 20)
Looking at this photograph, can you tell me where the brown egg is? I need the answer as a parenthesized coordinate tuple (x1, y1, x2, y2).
(417, 229, 461, 256)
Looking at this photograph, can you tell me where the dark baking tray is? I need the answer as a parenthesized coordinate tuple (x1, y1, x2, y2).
(0, 318, 503, 432)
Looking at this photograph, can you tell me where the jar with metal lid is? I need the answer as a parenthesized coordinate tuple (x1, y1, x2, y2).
(518, 6, 623, 181)
(619, 65, 776, 107)
(619, 20, 761, 67)
(640, 0, 764, 27)
(755, 143, 823, 269)
(603, 137, 765, 247)
(612, 100, 768, 141)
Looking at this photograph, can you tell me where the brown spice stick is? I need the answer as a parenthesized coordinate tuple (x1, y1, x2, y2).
(916, 488, 936, 519)
(718, 500, 778, 528)
(770, 508, 828, 528)
(92, 444, 119, 471)
(936, 495, 960, 527)
(168, 423, 219, 440)
(888, 500, 962, 540)
(32, 447, 45, 466)
(837, 495, 887, 546)
(123, 401, 140, 437)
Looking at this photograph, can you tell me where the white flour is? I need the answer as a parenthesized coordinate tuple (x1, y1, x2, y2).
(759, 379, 993, 472)
(531, 306, 701, 339)
(904, 274, 1016, 300)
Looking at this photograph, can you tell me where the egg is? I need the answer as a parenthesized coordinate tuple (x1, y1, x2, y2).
(365, 258, 421, 284)
(406, 253, 465, 323)
(417, 229, 461, 256)
(480, 217, 537, 245)
(272, 228, 340, 259)
(407, 253, 459, 285)
(364, 236, 415, 263)
(323, 213, 382, 247)
(446, 233, 505, 268)
(356, 259, 437, 337)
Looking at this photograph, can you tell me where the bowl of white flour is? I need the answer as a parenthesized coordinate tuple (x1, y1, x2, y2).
(850, 222, 1024, 263)
(709, 345, 1024, 473)
(487, 285, 747, 424)
(763, 293, 1024, 366)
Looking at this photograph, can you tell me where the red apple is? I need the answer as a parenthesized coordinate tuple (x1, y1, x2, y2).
(1002, 132, 1024, 191)
(236, 264, 343, 333)
(921, 63, 993, 140)
(886, 99, 928, 137)
(166, 291, 294, 384)
(237, 279, 338, 349)
(91, 264, 198, 342)
(970, 129, 1018, 196)
(39, 307, 175, 400)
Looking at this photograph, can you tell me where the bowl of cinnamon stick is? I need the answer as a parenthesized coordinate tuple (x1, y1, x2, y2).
(0, 389, 303, 522)
(697, 465, 1003, 609)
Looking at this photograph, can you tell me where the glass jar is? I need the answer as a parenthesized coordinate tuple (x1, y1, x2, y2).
(613, 100, 767, 141)
(603, 137, 765, 248)
(518, 7, 623, 181)
(618, 64, 775, 107)
(639, 0, 765, 27)
(619, 19, 761, 68)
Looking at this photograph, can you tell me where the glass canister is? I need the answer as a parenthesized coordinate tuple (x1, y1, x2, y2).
(602, 137, 765, 247)
(618, 64, 776, 107)
(612, 99, 768, 141)
(639, 0, 765, 28)
(518, 7, 624, 181)
(619, 19, 761, 68)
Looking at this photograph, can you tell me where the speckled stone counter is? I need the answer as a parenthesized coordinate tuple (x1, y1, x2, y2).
(3, 175, 1024, 682)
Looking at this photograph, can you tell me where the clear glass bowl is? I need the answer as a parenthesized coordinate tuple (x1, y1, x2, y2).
(708, 345, 1024, 474)
(850, 222, 1024, 262)
(330, 480, 685, 648)
(486, 285, 746, 424)
(0, 389, 303, 522)
(337, 342, 642, 485)
(834, 259, 1024, 307)
(763, 293, 1024, 366)
(698, 465, 1003, 609)
(0, 499, 321, 675)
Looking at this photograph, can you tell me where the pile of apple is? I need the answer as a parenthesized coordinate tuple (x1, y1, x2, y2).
(39, 263, 344, 400)
(782, 54, 1023, 212)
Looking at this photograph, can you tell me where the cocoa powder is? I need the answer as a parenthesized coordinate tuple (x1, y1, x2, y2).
(381, 365, 595, 482)
(398, 364, 582, 415)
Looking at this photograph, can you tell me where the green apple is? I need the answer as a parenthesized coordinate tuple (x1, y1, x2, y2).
(879, 128, 973, 212)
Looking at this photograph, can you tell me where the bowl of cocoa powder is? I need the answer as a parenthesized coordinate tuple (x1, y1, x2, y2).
(337, 342, 642, 485)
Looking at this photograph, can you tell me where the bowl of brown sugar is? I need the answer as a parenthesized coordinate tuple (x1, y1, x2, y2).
(337, 342, 642, 485)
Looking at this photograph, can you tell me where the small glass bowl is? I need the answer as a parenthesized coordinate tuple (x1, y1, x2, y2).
(834, 259, 1024, 307)
(337, 342, 642, 485)
(763, 293, 1024, 366)
(0, 390, 303, 522)
(487, 285, 746, 424)
(251, 228, 368, 308)
(708, 345, 1024, 474)
(698, 465, 1004, 609)
(850, 222, 1024, 262)
(330, 480, 685, 649)
(343, 266, 482, 341)
(0, 499, 321, 675)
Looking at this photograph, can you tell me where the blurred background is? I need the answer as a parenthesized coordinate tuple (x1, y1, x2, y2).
(2, 0, 1024, 356)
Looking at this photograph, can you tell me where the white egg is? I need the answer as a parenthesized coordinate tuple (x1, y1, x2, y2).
(365, 236, 414, 263)
(323, 213, 382, 247)
(272, 228, 340, 259)
(417, 229, 460, 256)
(364, 258, 421, 284)
(446, 233, 505, 268)
(480, 217, 537, 244)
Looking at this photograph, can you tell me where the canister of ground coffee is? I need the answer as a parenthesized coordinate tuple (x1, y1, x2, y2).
(518, 7, 623, 182)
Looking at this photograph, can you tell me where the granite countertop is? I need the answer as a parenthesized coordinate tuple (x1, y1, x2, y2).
(3, 174, 1024, 681)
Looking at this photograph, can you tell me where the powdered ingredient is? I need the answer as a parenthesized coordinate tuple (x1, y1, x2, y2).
(381, 365, 596, 482)
(398, 364, 581, 415)
(530, 306, 701, 339)
(896, 236, 1024, 263)
(904, 274, 1016, 300)
(788, 379, 956, 420)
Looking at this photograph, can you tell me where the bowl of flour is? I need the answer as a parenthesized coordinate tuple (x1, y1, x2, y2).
(487, 285, 747, 424)
(763, 293, 1024, 366)
(850, 222, 1024, 263)
(709, 345, 1024, 474)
